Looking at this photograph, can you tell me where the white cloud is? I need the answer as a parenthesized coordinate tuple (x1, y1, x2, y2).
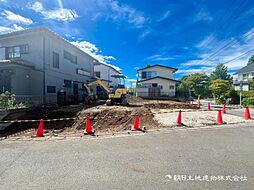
(157, 10, 170, 22)
(1, 10, 33, 25)
(71, 40, 121, 71)
(0, 24, 24, 34)
(0, 25, 13, 34)
(108, 0, 145, 28)
(196, 34, 215, 49)
(181, 28, 254, 73)
(194, 9, 213, 22)
(12, 24, 25, 31)
(27, 1, 78, 21)
(93, 0, 146, 28)
(145, 54, 175, 62)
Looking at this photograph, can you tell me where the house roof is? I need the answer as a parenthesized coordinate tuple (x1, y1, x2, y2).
(137, 64, 178, 72)
(96, 62, 121, 74)
(234, 64, 254, 75)
(137, 76, 180, 83)
(0, 26, 100, 64)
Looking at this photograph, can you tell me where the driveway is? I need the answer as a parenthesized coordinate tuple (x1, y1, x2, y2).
(0, 125, 253, 190)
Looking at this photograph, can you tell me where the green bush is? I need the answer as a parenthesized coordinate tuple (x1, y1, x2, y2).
(0, 91, 16, 110)
(242, 97, 254, 106)
(237, 90, 254, 98)
(226, 89, 240, 104)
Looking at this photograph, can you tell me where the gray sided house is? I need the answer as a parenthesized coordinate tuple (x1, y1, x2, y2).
(233, 64, 254, 91)
(0, 26, 98, 105)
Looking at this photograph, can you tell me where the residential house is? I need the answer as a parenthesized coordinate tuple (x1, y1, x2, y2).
(94, 63, 121, 89)
(136, 64, 179, 98)
(0, 26, 98, 105)
(233, 64, 254, 91)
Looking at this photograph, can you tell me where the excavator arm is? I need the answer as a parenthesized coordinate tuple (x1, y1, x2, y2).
(87, 79, 111, 94)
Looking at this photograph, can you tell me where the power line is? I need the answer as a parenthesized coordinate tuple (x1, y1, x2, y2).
(221, 48, 254, 65)
(198, 0, 253, 66)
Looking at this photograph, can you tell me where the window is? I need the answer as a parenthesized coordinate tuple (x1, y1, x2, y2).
(64, 50, 77, 64)
(53, 52, 59, 68)
(47, 86, 56, 93)
(141, 72, 146, 79)
(20, 44, 29, 54)
(64, 80, 72, 88)
(6, 46, 20, 58)
(6, 44, 29, 59)
(95, 72, 101, 78)
(147, 72, 151, 79)
(0, 48, 5, 59)
(169, 85, 175, 90)
(152, 83, 158, 87)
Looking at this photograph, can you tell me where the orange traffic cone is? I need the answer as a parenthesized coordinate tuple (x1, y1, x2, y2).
(217, 110, 223, 124)
(197, 100, 200, 109)
(208, 102, 211, 111)
(244, 106, 251, 120)
(84, 115, 94, 135)
(176, 110, 182, 126)
(222, 104, 226, 114)
(36, 119, 44, 137)
(132, 114, 140, 131)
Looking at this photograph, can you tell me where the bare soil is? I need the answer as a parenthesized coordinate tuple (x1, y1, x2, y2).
(0, 96, 197, 137)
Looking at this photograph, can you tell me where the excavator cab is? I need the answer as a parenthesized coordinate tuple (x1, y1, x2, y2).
(85, 75, 128, 106)
(107, 75, 127, 106)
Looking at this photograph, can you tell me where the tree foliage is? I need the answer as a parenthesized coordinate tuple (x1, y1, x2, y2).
(209, 79, 231, 98)
(247, 55, 254, 65)
(248, 79, 254, 90)
(210, 64, 232, 83)
(0, 91, 16, 110)
(179, 73, 210, 98)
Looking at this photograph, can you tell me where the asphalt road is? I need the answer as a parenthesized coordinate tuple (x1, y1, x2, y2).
(226, 108, 254, 118)
(0, 125, 254, 190)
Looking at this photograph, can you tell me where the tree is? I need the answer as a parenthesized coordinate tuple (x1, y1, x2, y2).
(210, 64, 233, 83)
(179, 73, 210, 98)
(248, 79, 254, 90)
(247, 55, 254, 65)
(209, 79, 231, 103)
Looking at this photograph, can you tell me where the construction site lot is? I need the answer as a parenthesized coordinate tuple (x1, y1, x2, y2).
(0, 96, 253, 139)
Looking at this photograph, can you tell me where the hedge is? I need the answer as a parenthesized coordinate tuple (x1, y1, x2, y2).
(242, 97, 254, 106)
(237, 90, 254, 97)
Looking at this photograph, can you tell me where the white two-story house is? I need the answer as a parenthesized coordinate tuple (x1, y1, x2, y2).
(136, 64, 179, 98)
(233, 64, 254, 91)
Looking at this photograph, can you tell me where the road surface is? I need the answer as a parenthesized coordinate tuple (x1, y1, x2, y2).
(0, 125, 254, 190)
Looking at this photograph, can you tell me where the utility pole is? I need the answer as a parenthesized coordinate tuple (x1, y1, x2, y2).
(240, 81, 243, 106)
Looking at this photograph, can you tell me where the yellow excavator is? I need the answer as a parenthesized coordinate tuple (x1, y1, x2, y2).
(84, 75, 128, 106)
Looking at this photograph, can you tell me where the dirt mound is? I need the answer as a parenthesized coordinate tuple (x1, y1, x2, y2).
(74, 106, 157, 133)
(127, 95, 144, 104)
(144, 102, 196, 109)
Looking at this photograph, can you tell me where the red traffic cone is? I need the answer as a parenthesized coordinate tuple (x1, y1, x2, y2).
(36, 119, 44, 137)
(222, 104, 226, 114)
(84, 115, 94, 134)
(217, 110, 223, 124)
(244, 106, 251, 120)
(197, 101, 200, 109)
(132, 114, 140, 131)
(176, 110, 182, 126)
(207, 102, 211, 111)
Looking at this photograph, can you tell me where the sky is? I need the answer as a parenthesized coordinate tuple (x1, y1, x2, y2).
(1, 0, 254, 85)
